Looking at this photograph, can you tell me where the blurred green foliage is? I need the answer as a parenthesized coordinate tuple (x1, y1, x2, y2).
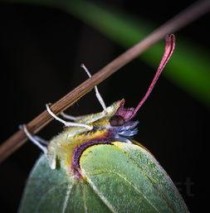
(2, 0, 210, 106)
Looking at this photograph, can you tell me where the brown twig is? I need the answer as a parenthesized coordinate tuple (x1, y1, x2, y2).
(0, 0, 209, 164)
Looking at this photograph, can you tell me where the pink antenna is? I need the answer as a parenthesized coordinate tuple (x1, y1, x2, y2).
(132, 34, 175, 118)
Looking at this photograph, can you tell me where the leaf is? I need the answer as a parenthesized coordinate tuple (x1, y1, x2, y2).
(19, 142, 188, 213)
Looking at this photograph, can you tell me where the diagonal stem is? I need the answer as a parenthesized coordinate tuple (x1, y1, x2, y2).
(0, 0, 209, 164)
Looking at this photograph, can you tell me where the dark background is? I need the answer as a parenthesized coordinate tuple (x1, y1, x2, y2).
(0, 0, 209, 212)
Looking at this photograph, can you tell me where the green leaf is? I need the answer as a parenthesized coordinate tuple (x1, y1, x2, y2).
(19, 142, 188, 213)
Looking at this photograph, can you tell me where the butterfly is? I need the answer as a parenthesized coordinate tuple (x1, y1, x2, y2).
(19, 34, 189, 213)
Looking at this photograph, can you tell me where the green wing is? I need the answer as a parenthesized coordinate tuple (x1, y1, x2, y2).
(19, 142, 189, 213)
(19, 155, 110, 213)
(80, 141, 189, 213)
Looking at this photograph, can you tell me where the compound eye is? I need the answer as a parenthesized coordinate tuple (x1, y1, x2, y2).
(110, 115, 125, 126)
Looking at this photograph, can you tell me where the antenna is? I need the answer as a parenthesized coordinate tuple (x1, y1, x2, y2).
(132, 34, 175, 118)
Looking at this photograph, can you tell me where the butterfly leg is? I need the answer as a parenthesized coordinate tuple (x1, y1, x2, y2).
(60, 112, 78, 121)
(60, 64, 107, 120)
(33, 136, 48, 145)
(46, 104, 92, 130)
(20, 124, 48, 154)
(81, 64, 107, 111)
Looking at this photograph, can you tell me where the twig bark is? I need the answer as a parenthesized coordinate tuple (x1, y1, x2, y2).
(0, 0, 209, 164)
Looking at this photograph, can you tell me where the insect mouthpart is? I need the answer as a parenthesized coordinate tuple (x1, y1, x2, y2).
(113, 120, 139, 138)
